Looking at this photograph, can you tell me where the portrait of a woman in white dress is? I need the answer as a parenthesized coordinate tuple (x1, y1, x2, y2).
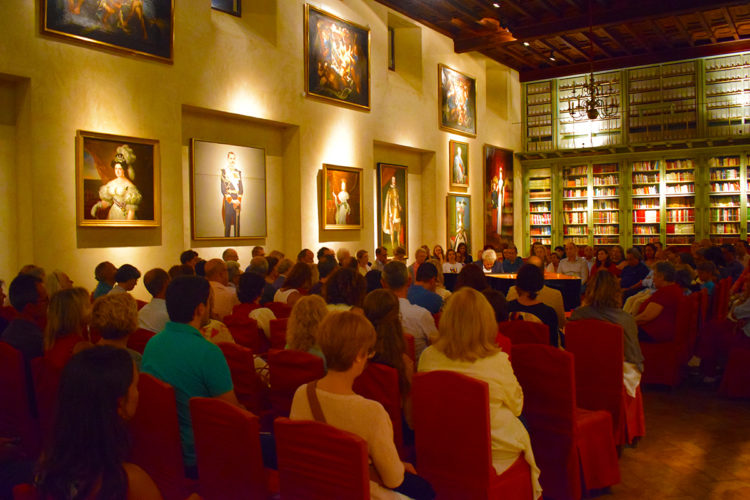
(332, 179, 351, 225)
(90, 145, 142, 220)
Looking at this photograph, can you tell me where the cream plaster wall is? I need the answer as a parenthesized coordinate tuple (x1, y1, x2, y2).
(0, 0, 522, 300)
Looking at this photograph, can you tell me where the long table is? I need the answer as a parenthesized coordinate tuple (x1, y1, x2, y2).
(486, 273, 583, 311)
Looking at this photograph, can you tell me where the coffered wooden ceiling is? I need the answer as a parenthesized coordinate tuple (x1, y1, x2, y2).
(375, 0, 750, 82)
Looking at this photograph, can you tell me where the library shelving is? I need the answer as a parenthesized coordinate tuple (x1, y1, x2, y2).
(631, 160, 661, 246)
(708, 155, 743, 243)
(527, 167, 553, 246)
(704, 53, 750, 138)
(525, 81, 554, 153)
(557, 71, 621, 150)
(592, 162, 621, 246)
(562, 164, 590, 246)
(664, 158, 696, 245)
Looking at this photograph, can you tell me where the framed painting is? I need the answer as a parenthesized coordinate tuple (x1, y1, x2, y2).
(449, 139, 469, 189)
(211, 0, 241, 17)
(322, 164, 362, 230)
(438, 64, 477, 137)
(190, 139, 266, 240)
(76, 130, 160, 227)
(305, 4, 370, 110)
(446, 194, 471, 256)
(484, 145, 514, 245)
(376, 163, 408, 255)
(43, 0, 173, 62)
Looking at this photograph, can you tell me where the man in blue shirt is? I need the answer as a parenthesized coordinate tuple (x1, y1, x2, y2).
(407, 262, 443, 314)
(141, 275, 239, 476)
(501, 245, 524, 274)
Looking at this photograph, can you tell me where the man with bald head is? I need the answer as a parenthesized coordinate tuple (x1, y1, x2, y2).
(205, 258, 239, 320)
(506, 255, 566, 328)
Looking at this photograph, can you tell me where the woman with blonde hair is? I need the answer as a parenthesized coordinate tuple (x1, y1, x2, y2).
(286, 294, 328, 364)
(418, 287, 542, 499)
(44, 287, 93, 370)
(91, 293, 143, 368)
(290, 311, 434, 499)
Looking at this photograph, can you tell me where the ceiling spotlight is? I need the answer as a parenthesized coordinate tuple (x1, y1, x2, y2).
(550, 56, 556, 61)
(549, 50, 556, 61)
(523, 41, 530, 46)
(492, 2, 501, 7)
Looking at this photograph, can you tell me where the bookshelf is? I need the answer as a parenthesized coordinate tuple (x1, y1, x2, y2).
(527, 167, 553, 246)
(557, 71, 622, 150)
(592, 162, 621, 246)
(631, 160, 661, 245)
(704, 53, 750, 138)
(664, 158, 696, 245)
(562, 164, 590, 246)
(525, 81, 554, 152)
(708, 155, 742, 243)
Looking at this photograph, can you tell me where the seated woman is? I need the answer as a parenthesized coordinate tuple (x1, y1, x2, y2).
(323, 267, 367, 313)
(428, 258, 451, 304)
(91, 293, 143, 369)
(44, 287, 93, 370)
(290, 312, 435, 500)
(589, 247, 619, 281)
(545, 252, 561, 273)
(609, 245, 627, 272)
(620, 248, 651, 300)
(237, 272, 276, 339)
(454, 264, 489, 292)
(530, 242, 549, 270)
(568, 270, 644, 394)
(442, 249, 464, 274)
(36, 345, 162, 499)
(274, 262, 312, 307)
(643, 243, 658, 269)
(418, 288, 542, 499)
(286, 294, 328, 365)
(506, 264, 559, 347)
(634, 262, 683, 343)
(363, 289, 415, 427)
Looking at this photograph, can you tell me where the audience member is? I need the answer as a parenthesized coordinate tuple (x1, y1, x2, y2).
(365, 269, 384, 293)
(553, 246, 565, 260)
(222, 248, 239, 262)
(482, 288, 508, 323)
(372, 246, 388, 272)
(589, 247, 619, 279)
(721, 244, 743, 282)
(381, 261, 437, 360)
(582, 245, 595, 272)
(236, 272, 276, 339)
(286, 294, 327, 364)
(194, 259, 207, 277)
(356, 249, 370, 276)
(506, 264, 559, 347)
(246, 256, 269, 277)
(418, 287, 541, 499)
(610, 245, 627, 271)
(19, 265, 45, 281)
(336, 248, 352, 268)
(260, 256, 280, 304)
(507, 256, 565, 328)
(44, 287, 93, 370)
(310, 255, 337, 296)
(558, 242, 588, 282)
(696, 261, 717, 296)
(643, 243, 658, 269)
(530, 242, 549, 269)
(138, 268, 170, 333)
(478, 248, 503, 274)
(298, 248, 314, 265)
(621, 247, 651, 299)
(180, 250, 200, 269)
(735, 240, 750, 268)
(108, 265, 141, 295)
(501, 245, 524, 273)
(545, 252, 561, 273)
(141, 275, 240, 475)
(442, 248, 463, 274)
(92, 261, 117, 299)
(200, 287, 236, 345)
(634, 261, 682, 343)
(274, 262, 312, 307)
(92, 293, 143, 368)
(456, 242, 472, 264)
(454, 264, 489, 292)
(432, 245, 445, 265)
(269, 250, 286, 261)
(317, 247, 335, 262)
(407, 262, 442, 314)
(290, 311, 435, 500)
(324, 267, 366, 312)
(393, 246, 407, 262)
(168, 264, 194, 280)
(273, 258, 294, 289)
(226, 261, 243, 289)
(251, 246, 265, 258)
(428, 258, 451, 303)
(36, 346, 162, 499)
(205, 258, 239, 320)
(1, 273, 48, 361)
(408, 248, 429, 283)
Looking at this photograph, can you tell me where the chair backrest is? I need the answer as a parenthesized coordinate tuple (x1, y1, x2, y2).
(353, 362, 404, 456)
(697, 287, 709, 328)
(127, 328, 156, 355)
(0, 305, 18, 322)
(190, 397, 266, 500)
(565, 319, 624, 438)
(269, 318, 288, 350)
(432, 312, 441, 328)
(11, 483, 37, 500)
(673, 294, 697, 358)
(713, 277, 732, 319)
(31, 357, 61, 449)
(223, 314, 268, 353)
(685, 292, 701, 355)
(0, 342, 39, 459)
(265, 302, 292, 319)
(267, 349, 325, 418)
(495, 331, 512, 361)
(412, 371, 494, 492)
(498, 320, 548, 345)
(510, 344, 579, 500)
(128, 373, 188, 500)
(217, 342, 267, 415)
(274, 417, 369, 500)
(404, 333, 416, 363)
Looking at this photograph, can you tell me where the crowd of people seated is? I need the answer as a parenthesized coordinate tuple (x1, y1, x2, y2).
(1, 236, 748, 499)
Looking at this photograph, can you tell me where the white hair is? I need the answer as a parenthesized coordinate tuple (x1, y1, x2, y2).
(482, 249, 497, 262)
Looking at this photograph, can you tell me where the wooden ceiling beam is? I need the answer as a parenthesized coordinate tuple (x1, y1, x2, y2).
(502, 0, 534, 20)
(721, 7, 739, 41)
(696, 11, 718, 44)
(561, 0, 584, 13)
(582, 31, 614, 58)
(601, 27, 632, 55)
(536, 39, 575, 64)
(493, 45, 535, 69)
(648, 19, 672, 49)
(536, 0, 563, 18)
(673, 15, 695, 47)
(558, 35, 589, 60)
(454, 30, 517, 53)
(621, 23, 653, 53)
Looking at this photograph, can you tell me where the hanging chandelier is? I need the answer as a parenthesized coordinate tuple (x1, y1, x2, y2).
(567, 0, 619, 121)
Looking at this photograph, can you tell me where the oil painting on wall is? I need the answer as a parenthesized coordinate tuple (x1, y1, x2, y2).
(377, 163, 408, 254)
(439, 64, 477, 136)
(322, 164, 362, 230)
(449, 139, 469, 189)
(484, 145, 514, 245)
(447, 194, 471, 256)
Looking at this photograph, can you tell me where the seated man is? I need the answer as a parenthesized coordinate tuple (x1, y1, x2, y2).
(500, 245, 524, 274)
(141, 275, 240, 476)
(138, 268, 170, 333)
(205, 258, 239, 320)
(92, 261, 117, 299)
(1, 273, 48, 362)
(407, 262, 443, 314)
(634, 262, 682, 343)
(310, 255, 337, 296)
(506, 256, 565, 328)
(236, 272, 276, 339)
(108, 264, 141, 295)
(557, 242, 589, 283)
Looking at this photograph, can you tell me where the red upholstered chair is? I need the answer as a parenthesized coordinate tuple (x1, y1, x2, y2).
(412, 371, 533, 500)
(495, 331, 512, 361)
(719, 347, 750, 399)
(711, 277, 731, 320)
(217, 342, 268, 415)
(190, 397, 276, 500)
(128, 373, 193, 500)
(433, 312, 441, 328)
(511, 344, 620, 499)
(497, 320, 548, 345)
(0, 342, 40, 459)
(274, 418, 369, 500)
(267, 349, 325, 418)
(223, 314, 269, 354)
(127, 328, 156, 355)
(624, 385, 646, 444)
(30, 357, 61, 448)
(136, 299, 148, 310)
(269, 318, 288, 350)
(639, 294, 696, 387)
(265, 302, 292, 319)
(353, 362, 404, 457)
(565, 319, 635, 446)
(404, 333, 416, 364)
(0, 305, 17, 322)
(12, 483, 37, 500)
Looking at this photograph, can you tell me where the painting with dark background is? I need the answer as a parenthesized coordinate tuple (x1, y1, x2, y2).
(484, 145, 514, 245)
(377, 163, 408, 254)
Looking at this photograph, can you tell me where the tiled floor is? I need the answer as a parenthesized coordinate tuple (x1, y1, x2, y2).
(605, 383, 750, 499)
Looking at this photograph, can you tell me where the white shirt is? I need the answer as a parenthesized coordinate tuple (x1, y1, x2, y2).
(138, 298, 169, 333)
(249, 307, 276, 339)
(442, 262, 463, 274)
(557, 256, 589, 283)
(398, 297, 438, 361)
(108, 285, 127, 295)
(372, 259, 386, 272)
(210, 281, 239, 321)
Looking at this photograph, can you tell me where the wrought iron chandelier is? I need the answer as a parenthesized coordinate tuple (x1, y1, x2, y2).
(567, 0, 619, 121)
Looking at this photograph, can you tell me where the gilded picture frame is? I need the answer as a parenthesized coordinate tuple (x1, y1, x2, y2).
(438, 64, 477, 137)
(446, 194, 471, 256)
(322, 164, 363, 230)
(449, 139, 469, 189)
(42, 0, 174, 62)
(484, 145, 514, 244)
(211, 0, 241, 17)
(304, 4, 371, 110)
(190, 139, 267, 241)
(376, 163, 408, 255)
(76, 130, 160, 227)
